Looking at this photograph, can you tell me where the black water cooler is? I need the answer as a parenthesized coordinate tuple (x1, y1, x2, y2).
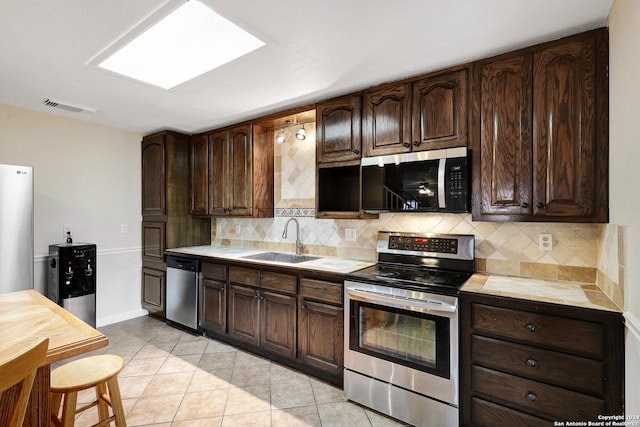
(48, 243, 96, 327)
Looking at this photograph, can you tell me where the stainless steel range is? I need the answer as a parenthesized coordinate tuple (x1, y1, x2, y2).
(344, 231, 475, 427)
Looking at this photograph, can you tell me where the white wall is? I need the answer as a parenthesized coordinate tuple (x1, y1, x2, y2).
(0, 103, 145, 326)
(608, 0, 640, 416)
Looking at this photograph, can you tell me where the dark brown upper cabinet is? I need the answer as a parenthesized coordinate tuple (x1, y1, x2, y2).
(363, 69, 468, 157)
(472, 28, 608, 222)
(141, 135, 166, 217)
(316, 95, 362, 164)
(190, 123, 273, 218)
(412, 69, 468, 151)
(209, 125, 253, 216)
(190, 134, 209, 216)
(476, 54, 534, 217)
(362, 83, 412, 157)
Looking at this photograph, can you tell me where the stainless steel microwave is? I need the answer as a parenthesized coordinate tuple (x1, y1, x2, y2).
(361, 147, 469, 213)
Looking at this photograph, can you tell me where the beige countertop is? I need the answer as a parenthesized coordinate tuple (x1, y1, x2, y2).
(461, 273, 621, 313)
(166, 245, 375, 274)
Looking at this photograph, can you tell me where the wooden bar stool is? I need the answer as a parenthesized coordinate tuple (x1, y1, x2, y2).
(50, 354, 126, 427)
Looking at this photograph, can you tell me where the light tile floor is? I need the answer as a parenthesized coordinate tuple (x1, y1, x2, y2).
(56, 315, 407, 427)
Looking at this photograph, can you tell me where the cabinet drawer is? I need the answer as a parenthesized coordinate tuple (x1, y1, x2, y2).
(471, 397, 549, 427)
(299, 278, 342, 305)
(202, 262, 226, 281)
(471, 335, 604, 395)
(261, 271, 297, 294)
(229, 266, 259, 287)
(472, 365, 604, 421)
(471, 303, 603, 358)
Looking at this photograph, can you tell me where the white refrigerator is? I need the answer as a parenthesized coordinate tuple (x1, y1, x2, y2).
(0, 164, 34, 293)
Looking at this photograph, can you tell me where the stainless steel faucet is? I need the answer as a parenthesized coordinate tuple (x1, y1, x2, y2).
(282, 218, 304, 255)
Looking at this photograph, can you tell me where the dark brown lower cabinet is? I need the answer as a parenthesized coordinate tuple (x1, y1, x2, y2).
(460, 291, 624, 426)
(197, 261, 345, 385)
(260, 291, 297, 358)
(228, 283, 260, 346)
(299, 299, 343, 374)
(141, 267, 165, 316)
(201, 262, 227, 333)
(298, 277, 344, 378)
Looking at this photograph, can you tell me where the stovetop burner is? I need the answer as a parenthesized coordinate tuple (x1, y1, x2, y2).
(346, 231, 475, 296)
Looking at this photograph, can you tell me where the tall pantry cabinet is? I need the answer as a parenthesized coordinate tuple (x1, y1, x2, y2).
(141, 131, 210, 318)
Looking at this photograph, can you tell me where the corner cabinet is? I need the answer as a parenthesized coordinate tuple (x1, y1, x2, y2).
(362, 69, 468, 157)
(471, 28, 608, 222)
(190, 123, 274, 218)
(141, 131, 210, 318)
(460, 291, 624, 426)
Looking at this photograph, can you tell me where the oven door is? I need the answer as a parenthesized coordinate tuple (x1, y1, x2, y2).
(344, 281, 459, 406)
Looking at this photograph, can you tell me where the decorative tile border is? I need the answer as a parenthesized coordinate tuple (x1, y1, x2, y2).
(275, 208, 316, 218)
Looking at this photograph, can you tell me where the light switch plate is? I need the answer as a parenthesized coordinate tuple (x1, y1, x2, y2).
(539, 233, 553, 251)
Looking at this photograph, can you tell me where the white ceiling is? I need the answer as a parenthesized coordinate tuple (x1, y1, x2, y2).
(0, 0, 613, 135)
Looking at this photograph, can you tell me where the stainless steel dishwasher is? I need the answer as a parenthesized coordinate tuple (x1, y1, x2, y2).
(166, 256, 201, 333)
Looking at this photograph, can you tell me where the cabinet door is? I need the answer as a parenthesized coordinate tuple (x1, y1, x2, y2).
(362, 83, 412, 157)
(190, 134, 209, 216)
(142, 221, 165, 263)
(208, 130, 229, 216)
(412, 69, 468, 150)
(299, 299, 343, 375)
(478, 54, 533, 217)
(260, 291, 297, 358)
(141, 136, 165, 216)
(142, 267, 165, 317)
(316, 95, 362, 163)
(228, 124, 253, 216)
(533, 36, 596, 217)
(201, 278, 226, 333)
(228, 284, 259, 345)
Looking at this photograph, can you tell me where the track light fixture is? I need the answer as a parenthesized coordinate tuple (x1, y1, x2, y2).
(276, 129, 286, 144)
(295, 124, 306, 140)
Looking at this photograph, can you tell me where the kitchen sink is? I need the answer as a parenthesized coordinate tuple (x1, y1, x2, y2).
(241, 252, 320, 264)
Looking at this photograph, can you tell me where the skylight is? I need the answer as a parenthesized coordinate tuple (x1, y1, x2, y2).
(97, 0, 265, 90)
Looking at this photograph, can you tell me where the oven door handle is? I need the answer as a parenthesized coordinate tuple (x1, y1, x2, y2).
(345, 287, 457, 313)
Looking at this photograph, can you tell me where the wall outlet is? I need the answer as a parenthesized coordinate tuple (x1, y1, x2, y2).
(235, 224, 241, 234)
(120, 224, 128, 234)
(216, 222, 222, 234)
(539, 233, 553, 251)
(345, 228, 357, 242)
(63, 224, 72, 238)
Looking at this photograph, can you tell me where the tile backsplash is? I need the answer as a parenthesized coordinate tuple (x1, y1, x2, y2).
(210, 122, 623, 309)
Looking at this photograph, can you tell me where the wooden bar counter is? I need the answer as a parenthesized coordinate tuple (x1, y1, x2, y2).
(0, 290, 108, 426)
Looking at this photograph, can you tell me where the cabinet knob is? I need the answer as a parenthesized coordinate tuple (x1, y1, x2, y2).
(353, 149, 361, 155)
(413, 141, 421, 147)
(536, 202, 545, 208)
(526, 324, 537, 333)
(301, 305, 307, 311)
(526, 393, 538, 403)
(521, 202, 529, 208)
(526, 358, 538, 368)
(402, 141, 411, 148)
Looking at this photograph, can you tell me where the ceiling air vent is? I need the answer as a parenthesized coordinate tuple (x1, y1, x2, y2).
(43, 98, 96, 114)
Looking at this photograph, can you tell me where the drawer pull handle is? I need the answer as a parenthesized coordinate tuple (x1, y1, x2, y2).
(526, 393, 538, 403)
(526, 324, 537, 332)
(526, 358, 538, 368)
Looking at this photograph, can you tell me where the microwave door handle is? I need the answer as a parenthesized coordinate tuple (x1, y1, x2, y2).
(438, 158, 446, 209)
(346, 287, 457, 313)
